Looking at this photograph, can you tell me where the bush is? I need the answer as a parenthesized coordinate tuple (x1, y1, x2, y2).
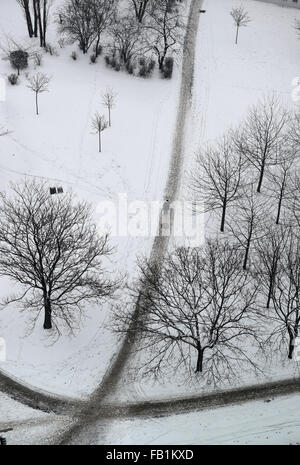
(139, 63, 147, 78)
(71, 51, 78, 61)
(148, 59, 155, 74)
(57, 38, 67, 49)
(162, 57, 174, 79)
(9, 50, 29, 76)
(8, 73, 18, 85)
(90, 53, 97, 64)
(45, 43, 59, 56)
(93, 44, 103, 56)
(138, 57, 155, 78)
(33, 52, 43, 67)
(126, 60, 135, 75)
(110, 57, 117, 69)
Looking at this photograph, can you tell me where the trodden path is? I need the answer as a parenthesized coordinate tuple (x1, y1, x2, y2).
(56, 0, 205, 445)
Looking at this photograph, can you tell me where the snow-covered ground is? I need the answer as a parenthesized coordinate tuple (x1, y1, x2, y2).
(103, 394, 300, 445)
(106, 0, 300, 403)
(1, 392, 299, 445)
(0, 0, 180, 397)
(0, 393, 71, 445)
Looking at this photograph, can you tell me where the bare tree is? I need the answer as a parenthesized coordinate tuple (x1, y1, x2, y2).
(58, 0, 96, 54)
(91, 0, 116, 57)
(102, 89, 116, 127)
(146, 0, 184, 70)
(26, 72, 51, 115)
(0, 180, 117, 333)
(235, 95, 290, 193)
(114, 241, 260, 382)
(228, 183, 268, 270)
(266, 151, 297, 225)
(230, 5, 251, 44)
(91, 113, 108, 152)
(109, 16, 144, 67)
(190, 135, 246, 232)
(266, 230, 300, 360)
(130, 0, 151, 23)
(255, 223, 290, 309)
(16, 0, 34, 38)
(288, 171, 300, 228)
(288, 111, 300, 156)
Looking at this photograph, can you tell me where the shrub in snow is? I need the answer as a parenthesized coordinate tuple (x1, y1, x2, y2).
(148, 59, 155, 74)
(57, 37, 67, 49)
(8, 73, 18, 85)
(126, 60, 135, 75)
(71, 51, 78, 61)
(45, 43, 59, 56)
(138, 57, 155, 78)
(9, 50, 29, 76)
(104, 55, 111, 66)
(33, 52, 43, 67)
(90, 53, 97, 64)
(93, 44, 103, 56)
(162, 57, 174, 79)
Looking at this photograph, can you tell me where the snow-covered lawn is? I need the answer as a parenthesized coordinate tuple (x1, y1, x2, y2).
(2, 392, 299, 445)
(0, 0, 180, 397)
(104, 394, 300, 445)
(0, 393, 71, 445)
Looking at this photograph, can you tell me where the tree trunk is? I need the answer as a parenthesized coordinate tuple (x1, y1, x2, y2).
(33, 0, 38, 37)
(36, 93, 39, 115)
(257, 162, 265, 193)
(158, 56, 164, 71)
(99, 132, 102, 153)
(266, 278, 273, 309)
(95, 35, 101, 57)
(108, 107, 111, 127)
(42, 0, 47, 47)
(43, 297, 52, 329)
(24, 0, 34, 38)
(195, 347, 204, 373)
(220, 200, 227, 233)
(288, 334, 294, 360)
(243, 229, 253, 270)
(36, 0, 45, 48)
(235, 26, 239, 44)
(276, 178, 286, 225)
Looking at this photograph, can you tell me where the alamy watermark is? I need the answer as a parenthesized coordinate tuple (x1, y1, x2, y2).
(96, 194, 205, 245)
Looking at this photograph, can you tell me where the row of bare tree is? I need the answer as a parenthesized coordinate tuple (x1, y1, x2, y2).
(57, 0, 184, 71)
(112, 95, 300, 382)
(17, 0, 51, 47)
(114, 224, 300, 382)
(190, 95, 300, 234)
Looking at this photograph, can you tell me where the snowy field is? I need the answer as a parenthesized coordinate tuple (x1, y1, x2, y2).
(106, 0, 300, 403)
(0, 0, 180, 397)
(1, 392, 299, 445)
